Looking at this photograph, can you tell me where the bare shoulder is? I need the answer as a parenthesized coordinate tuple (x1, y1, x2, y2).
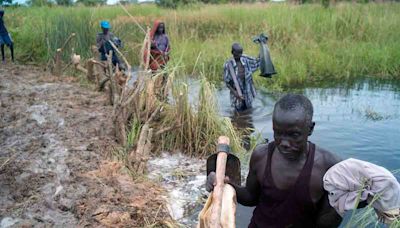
(250, 143, 269, 168)
(314, 145, 343, 171)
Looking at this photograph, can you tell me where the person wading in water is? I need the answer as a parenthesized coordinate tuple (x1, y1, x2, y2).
(0, 9, 14, 63)
(207, 94, 343, 227)
(223, 43, 259, 112)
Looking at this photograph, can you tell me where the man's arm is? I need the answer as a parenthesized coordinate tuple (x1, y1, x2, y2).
(96, 34, 105, 51)
(244, 55, 260, 74)
(228, 145, 265, 206)
(223, 63, 235, 93)
(316, 192, 342, 228)
(229, 164, 260, 206)
(223, 62, 242, 99)
(206, 144, 264, 207)
(316, 149, 344, 227)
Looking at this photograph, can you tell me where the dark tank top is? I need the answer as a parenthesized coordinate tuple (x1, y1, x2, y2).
(249, 142, 317, 228)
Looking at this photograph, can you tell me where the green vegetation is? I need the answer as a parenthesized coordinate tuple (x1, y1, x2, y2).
(122, 70, 246, 157)
(6, 3, 400, 89)
(155, 75, 244, 156)
(346, 186, 400, 228)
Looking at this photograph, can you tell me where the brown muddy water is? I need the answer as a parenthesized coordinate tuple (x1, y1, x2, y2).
(148, 78, 400, 227)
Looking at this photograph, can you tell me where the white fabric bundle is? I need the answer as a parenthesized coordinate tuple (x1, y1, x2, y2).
(323, 158, 400, 223)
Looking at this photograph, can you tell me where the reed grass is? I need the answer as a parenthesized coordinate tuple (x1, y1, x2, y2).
(118, 62, 245, 158)
(147, 66, 245, 157)
(6, 3, 400, 88)
(343, 179, 400, 228)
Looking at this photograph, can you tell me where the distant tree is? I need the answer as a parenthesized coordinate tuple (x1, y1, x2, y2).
(120, 0, 138, 4)
(55, 0, 73, 5)
(27, 0, 54, 6)
(156, 0, 197, 8)
(0, 0, 12, 5)
(76, 0, 106, 6)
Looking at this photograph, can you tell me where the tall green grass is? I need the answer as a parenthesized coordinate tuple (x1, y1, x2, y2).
(6, 3, 400, 88)
(122, 68, 246, 157)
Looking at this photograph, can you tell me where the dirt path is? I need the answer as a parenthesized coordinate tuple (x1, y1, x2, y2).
(0, 65, 169, 227)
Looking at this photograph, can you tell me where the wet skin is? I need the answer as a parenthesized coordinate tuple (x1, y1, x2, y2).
(208, 107, 343, 227)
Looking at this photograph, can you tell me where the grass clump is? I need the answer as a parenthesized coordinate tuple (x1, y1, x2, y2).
(344, 179, 400, 228)
(153, 68, 245, 157)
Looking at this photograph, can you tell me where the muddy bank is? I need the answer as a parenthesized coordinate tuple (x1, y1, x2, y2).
(0, 64, 169, 227)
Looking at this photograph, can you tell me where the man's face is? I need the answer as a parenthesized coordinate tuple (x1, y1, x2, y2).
(232, 48, 243, 61)
(0, 11, 4, 18)
(102, 28, 109, 34)
(157, 23, 165, 34)
(272, 108, 314, 160)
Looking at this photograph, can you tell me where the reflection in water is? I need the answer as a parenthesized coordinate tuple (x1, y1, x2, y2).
(231, 109, 255, 150)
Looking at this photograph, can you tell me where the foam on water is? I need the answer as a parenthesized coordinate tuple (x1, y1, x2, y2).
(147, 152, 207, 226)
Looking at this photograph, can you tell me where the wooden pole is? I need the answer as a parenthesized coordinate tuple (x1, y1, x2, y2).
(54, 48, 62, 77)
(210, 136, 230, 228)
(86, 59, 95, 82)
(60, 33, 76, 52)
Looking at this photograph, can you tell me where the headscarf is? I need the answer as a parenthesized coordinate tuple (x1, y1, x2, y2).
(150, 20, 165, 40)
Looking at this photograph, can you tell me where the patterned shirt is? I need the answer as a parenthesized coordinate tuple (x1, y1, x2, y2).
(223, 55, 260, 110)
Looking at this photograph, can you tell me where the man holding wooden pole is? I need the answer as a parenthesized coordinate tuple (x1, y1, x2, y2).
(206, 94, 344, 227)
(223, 43, 259, 112)
(199, 136, 237, 228)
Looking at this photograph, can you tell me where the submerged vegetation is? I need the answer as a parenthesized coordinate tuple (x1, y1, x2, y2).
(6, 3, 400, 89)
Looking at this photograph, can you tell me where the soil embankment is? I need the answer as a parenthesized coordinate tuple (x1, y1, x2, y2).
(0, 64, 169, 227)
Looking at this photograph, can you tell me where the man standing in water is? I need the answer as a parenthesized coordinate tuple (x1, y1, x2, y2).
(207, 94, 343, 227)
(223, 43, 259, 112)
(0, 9, 14, 63)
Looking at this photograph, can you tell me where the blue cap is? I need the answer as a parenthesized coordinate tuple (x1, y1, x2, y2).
(100, 21, 111, 29)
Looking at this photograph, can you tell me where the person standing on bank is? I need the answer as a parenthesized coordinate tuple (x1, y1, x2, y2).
(96, 21, 122, 68)
(0, 9, 14, 63)
(148, 20, 170, 72)
(223, 43, 260, 112)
